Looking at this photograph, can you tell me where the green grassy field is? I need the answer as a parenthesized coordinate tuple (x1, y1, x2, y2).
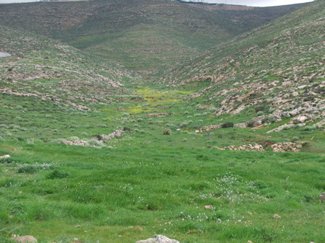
(0, 1, 324, 242)
(0, 85, 324, 242)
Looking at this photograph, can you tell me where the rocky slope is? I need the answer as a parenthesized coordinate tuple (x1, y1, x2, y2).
(164, 0, 324, 131)
(0, 25, 132, 110)
(0, 0, 304, 76)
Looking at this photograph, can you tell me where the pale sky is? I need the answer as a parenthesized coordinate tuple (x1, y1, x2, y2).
(0, 0, 314, 6)
(0, 0, 39, 2)
(182, 0, 314, 7)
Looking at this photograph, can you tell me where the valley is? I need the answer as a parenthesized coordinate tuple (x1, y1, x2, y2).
(0, 0, 324, 242)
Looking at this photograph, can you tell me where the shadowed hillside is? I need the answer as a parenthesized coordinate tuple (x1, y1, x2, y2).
(0, 0, 304, 76)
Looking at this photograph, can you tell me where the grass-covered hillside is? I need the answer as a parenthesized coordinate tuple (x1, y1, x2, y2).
(164, 0, 324, 133)
(0, 0, 304, 76)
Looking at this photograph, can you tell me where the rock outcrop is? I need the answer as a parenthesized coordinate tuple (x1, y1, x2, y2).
(136, 235, 179, 243)
(61, 129, 124, 147)
(0, 154, 10, 160)
(12, 235, 37, 243)
(219, 142, 304, 152)
(221, 144, 265, 152)
(0, 51, 11, 58)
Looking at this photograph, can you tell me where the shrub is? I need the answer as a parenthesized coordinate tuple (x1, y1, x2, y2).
(0, 157, 14, 164)
(163, 129, 171, 135)
(304, 125, 316, 131)
(262, 116, 277, 124)
(255, 104, 269, 113)
(246, 120, 256, 128)
(46, 170, 69, 179)
(180, 121, 192, 128)
(256, 111, 264, 116)
(17, 166, 39, 174)
(221, 122, 234, 128)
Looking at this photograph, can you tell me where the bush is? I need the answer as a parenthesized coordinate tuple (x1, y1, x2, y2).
(46, 170, 69, 179)
(17, 166, 39, 174)
(221, 122, 234, 128)
(256, 111, 264, 116)
(180, 121, 192, 128)
(262, 116, 277, 124)
(246, 120, 256, 128)
(304, 125, 316, 131)
(255, 104, 269, 113)
(0, 157, 14, 164)
(163, 129, 171, 135)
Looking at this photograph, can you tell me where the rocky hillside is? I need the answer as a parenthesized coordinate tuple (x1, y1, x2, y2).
(0, 25, 132, 111)
(0, 0, 304, 76)
(164, 0, 324, 131)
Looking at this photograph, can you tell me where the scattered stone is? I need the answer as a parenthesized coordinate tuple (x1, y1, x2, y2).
(271, 142, 303, 152)
(314, 119, 325, 129)
(147, 113, 169, 118)
(0, 26, 123, 112)
(267, 123, 304, 133)
(12, 235, 37, 243)
(219, 142, 304, 152)
(61, 137, 89, 147)
(171, 26, 325, 127)
(199, 124, 220, 132)
(61, 129, 125, 147)
(288, 108, 301, 117)
(273, 214, 281, 220)
(95, 129, 124, 142)
(320, 192, 325, 202)
(136, 235, 179, 243)
(293, 115, 308, 124)
(0, 51, 11, 58)
(220, 144, 264, 152)
(246, 119, 262, 128)
(0, 154, 10, 160)
(234, 122, 247, 128)
(204, 205, 214, 210)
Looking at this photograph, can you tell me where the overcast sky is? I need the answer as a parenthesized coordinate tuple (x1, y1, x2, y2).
(0, 0, 314, 6)
(0, 0, 37, 3)
(182, 0, 314, 7)
(0, 0, 38, 3)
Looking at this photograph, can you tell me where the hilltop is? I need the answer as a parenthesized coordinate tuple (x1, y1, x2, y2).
(0, 0, 304, 76)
